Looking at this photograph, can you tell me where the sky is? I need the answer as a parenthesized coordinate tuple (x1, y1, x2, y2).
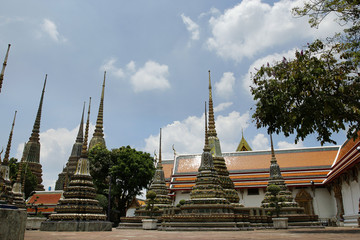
(0, 0, 347, 190)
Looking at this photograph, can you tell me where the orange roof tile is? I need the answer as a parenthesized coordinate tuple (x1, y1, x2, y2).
(27, 191, 63, 205)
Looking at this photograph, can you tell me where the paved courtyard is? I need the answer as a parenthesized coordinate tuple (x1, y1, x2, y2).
(25, 227, 360, 240)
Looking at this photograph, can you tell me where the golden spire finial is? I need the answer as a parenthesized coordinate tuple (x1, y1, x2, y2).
(0, 44, 11, 93)
(93, 71, 105, 138)
(159, 128, 162, 164)
(81, 98, 91, 158)
(3, 110, 17, 165)
(30, 74, 47, 142)
(207, 70, 217, 137)
(0, 147, 3, 164)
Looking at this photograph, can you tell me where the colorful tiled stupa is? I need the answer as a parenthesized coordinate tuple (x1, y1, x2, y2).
(21, 75, 47, 191)
(118, 129, 172, 228)
(207, 71, 240, 204)
(261, 135, 319, 225)
(41, 98, 112, 231)
(55, 103, 85, 190)
(161, 103, 249, 231)
(146, 128, 172, 208)
(0, 111, 17, 204)
(89, 71, 106, 150)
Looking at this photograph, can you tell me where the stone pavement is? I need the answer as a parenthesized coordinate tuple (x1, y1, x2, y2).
(24, 227, 360, 240)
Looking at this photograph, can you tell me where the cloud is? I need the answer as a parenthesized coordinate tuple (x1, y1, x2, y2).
(143, 110, 250, 159)
(277, 140, 304, 149)
(242, 48, 297, 95)
(16, 123, 95, 191)
(101, 58, 125, 78)
(100, 59, 170, 92)
(206, 0, 343, 62)
(214, 102, 233, 112)
(251, 133, 269, 150)
(41, 19, 67, 43)
(131, 61, 170, 92)
(181, 14, 200, 41)
(215, 72, 235, 98)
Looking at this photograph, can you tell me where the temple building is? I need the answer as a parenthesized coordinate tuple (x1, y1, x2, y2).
(21, 75, 47, 191)
(89, 71, 106, 150)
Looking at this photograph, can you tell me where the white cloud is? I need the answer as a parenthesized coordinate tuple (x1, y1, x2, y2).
(16, 123, 95, 191)
(251, 133, 269, 150)
(101, 58, 125, 78)
(131, 61, 170, 92)
(143, 111, 249, 159)
(100, 59, 170, 92)
(181, 14, 200, 41)
(41, 19, 67, 43)
(277, 140, 304, 149)
(206, 0, 343, 62)
(214, 102, 233, 112)
(242, 48, 297, 94)
(215, 72, 235, 98)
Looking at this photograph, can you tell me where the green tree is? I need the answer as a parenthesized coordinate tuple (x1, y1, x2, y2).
(89, 145, 155, 219)
(8, 157, 37, 199)
(251, 0, 360, 144)
(264, 184, 285, 218)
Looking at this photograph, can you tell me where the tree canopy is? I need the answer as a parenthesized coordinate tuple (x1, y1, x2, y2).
(89, 144, 155, 219)
(251, 0, 360, 144)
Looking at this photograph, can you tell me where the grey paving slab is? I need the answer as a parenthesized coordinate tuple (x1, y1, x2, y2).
(24, 227, 360, 240)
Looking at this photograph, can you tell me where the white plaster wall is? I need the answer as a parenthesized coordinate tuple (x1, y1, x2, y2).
(174, 192, 191, 205)
(342, 180, 360, 216)
(313, 188, 336, 219)
(241, 189, 265, 207)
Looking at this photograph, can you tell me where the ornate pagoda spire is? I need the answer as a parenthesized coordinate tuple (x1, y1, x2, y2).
(190, 102, 226, 200)
(12, 154, 26, 208)
(89, 72, 106, 149)
(3, 110, 17, 165)
(207, 70, 217, 138)
(0, 44, 11, 93)
(22, 74, 47, 191)
(47, 97, 111, 228)
(262, 134, 297, 210)
(0, 111, 17, 204)
(55, 102, 86, 190)
(147, 128, 172, 208)
(206, 70, 239, 204)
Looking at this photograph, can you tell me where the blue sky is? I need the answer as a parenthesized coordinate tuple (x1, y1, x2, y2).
(0, 0, 346, 190)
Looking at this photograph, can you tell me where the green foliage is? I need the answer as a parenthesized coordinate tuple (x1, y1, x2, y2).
(179, 199, 186, 205)
(251, 0, 360, 144)
(95, 194, 108, 212)
(89, 144, 155, 218)
(8, 158, 37, 199)
(145, 190, 157, 218)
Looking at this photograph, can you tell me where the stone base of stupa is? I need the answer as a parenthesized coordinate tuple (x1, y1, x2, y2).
(0, 207, 27, 240)
(40, 220, 112, 231)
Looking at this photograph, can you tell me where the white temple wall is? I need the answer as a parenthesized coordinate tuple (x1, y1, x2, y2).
(174, 191, 191, 205)
(313, 188, 336, 219)
(341, 170, 360, 226)
(240, 188, 265, 207)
